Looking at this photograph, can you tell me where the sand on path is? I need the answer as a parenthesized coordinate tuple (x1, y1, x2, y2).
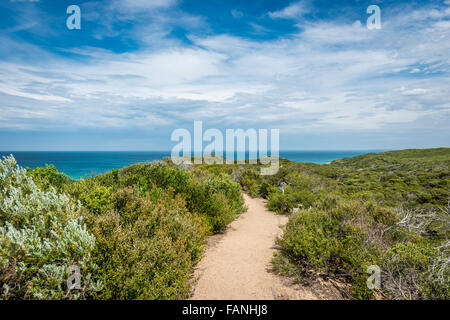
(190, 194, 324, 300)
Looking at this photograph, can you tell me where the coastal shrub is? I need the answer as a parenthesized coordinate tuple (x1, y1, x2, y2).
(61, 162, 243, 299)
(267, 186, 317, 214)
(381, 206, 450, 299)
(0, 157, 242, 300)
(364, 201, 399, 227)
(27, 164, 71, 192)
(187, 173, 244, 229)
(0, 156, 100, 300)
(267, 191, 291, 214)
(241, 175, 258, 197)
(258, 182, 273, 199)
(62, 178, 114, 216)
(220, 149, 449, 299)
(113, 163, 244, 232)
(87, 187, 208, 299)
(63, 177, 101, 201)
(279, 201, 380, 274)
(382, 242, 437, 299)
(333, 149, 450, 208)
(201, 173, 244, 216)
(426, 244, 450, 300)
(119, 163, 190, 195)
(273, 195, 391, 299)
(78, 186, 113, 215)
(201, 192, 236, 232)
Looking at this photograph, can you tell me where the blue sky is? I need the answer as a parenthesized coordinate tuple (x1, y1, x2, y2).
(0, 0, 449, 151)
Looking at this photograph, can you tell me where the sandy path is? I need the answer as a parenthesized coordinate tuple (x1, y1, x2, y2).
(190, 194, 321, 300)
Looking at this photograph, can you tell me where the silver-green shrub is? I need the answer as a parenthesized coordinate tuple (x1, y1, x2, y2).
(0, 155, 101, 299)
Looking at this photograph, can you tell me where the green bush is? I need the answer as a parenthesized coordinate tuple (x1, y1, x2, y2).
(267, 186, 317, 214)
(382, 242, 436, 299)
(27, 164, 71, 192)
(267, 191, 291, 214)
(78, 186, 112, 215)
(280, 203, 379, 273)
(426, 247, 450, 300)
(87, 187, 208, 299)
(274, 195, 388, 299)
(0, 156, 101, 300)
(223, 148, 449, 299)
(71, 162, 243, 298)
(241, 175, 258, 197)
(2, 157, 243, 300)
(115, 163, 244, 232)
(258, 182, 273, 199)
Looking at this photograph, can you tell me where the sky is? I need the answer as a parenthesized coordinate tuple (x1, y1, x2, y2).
(0, 0, 449, 151)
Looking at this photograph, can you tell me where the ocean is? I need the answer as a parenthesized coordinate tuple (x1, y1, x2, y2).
(0, 150, 383, 180)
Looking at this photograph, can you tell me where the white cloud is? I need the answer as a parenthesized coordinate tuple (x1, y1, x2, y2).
(268, 2, 307, 20)
(398, 87, 429, 95)
(0, 86, 70, 102)
(111, 0, 177, 11)
(0, 2, 449, 138)
(300, 21, 372, 44)
(231, 9, 243, 19)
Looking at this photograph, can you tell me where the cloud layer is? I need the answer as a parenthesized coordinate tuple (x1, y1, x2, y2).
(0, 0, 449, 150)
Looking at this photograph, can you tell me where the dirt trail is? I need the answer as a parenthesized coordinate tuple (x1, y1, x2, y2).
(191, 194, 325, 300)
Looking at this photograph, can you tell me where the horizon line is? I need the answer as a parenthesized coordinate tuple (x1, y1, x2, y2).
(0, 149, 392, 152)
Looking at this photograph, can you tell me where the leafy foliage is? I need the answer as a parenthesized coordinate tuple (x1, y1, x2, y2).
(3, 147, 448, 300)
(203, 148, 450, 300)
(27, 164, 72, 192)
(2, 155, 244, 300)
(0, 156, 100, 300)
(87, 187, 208, 299)
(96, 162, 244, 232)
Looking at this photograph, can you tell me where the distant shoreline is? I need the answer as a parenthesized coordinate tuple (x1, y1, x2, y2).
(1, 150, 384, 179)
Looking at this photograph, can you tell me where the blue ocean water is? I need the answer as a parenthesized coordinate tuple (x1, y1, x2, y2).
(0, 150, 383, 180)
(0, 151, 171, 180)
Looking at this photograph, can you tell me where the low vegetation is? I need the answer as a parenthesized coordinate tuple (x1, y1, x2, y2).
(1, 148, 448, 300)
(0, 157, 100, 299)
(197, 148, 450, 299)
(1, 156, 244, 300)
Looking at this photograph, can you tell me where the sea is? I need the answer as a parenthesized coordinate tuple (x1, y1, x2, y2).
(0, 150, 384, 180)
